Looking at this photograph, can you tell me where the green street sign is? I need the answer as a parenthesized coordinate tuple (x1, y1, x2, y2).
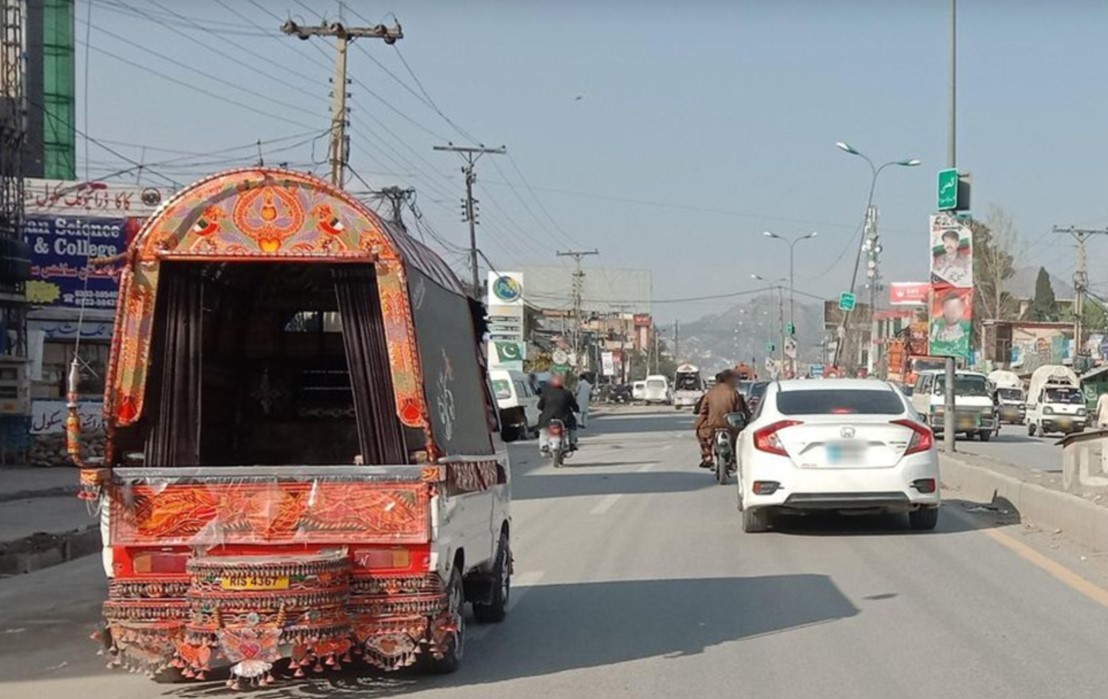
(785, 322, 795, 336)
(937, 168, 959, 210)
(766, 341, 776, 352)
(839, 292, 856, 312)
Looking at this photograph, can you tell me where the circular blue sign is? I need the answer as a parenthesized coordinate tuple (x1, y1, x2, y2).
(492, 276, 522, 302)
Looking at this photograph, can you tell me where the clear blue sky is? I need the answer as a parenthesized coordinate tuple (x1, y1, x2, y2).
(77, 0, 1108, 323)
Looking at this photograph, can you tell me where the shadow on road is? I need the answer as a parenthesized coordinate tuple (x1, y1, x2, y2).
(765, 496, 1021, 537)
(170, 574, 858, 698)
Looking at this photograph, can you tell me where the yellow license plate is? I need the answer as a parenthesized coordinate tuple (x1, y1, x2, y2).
(220, 575, 289, 591)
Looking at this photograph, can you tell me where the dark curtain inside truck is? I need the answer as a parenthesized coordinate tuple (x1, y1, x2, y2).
(140, 262, 406, 466)
(332, 266, 406, 465)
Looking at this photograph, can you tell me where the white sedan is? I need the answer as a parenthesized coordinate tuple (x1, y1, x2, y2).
(735, 379, 940, 533)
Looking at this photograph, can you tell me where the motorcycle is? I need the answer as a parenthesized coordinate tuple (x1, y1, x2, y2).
(714, 412, 748, 485)
(546, 419, 575, 468)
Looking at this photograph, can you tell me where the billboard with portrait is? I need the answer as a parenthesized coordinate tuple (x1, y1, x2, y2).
(929, 285, 973, 359)
(929, 214, 973, 287)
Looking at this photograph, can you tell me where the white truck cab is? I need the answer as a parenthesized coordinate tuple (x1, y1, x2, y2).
(1025, 365, 1087, 437)
(911, 369, 997, 441)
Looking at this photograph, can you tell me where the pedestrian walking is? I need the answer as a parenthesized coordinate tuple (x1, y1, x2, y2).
(575, 373, 592, 428)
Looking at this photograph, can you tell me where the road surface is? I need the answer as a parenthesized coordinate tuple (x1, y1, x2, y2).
(953, 427, 1064, 472)
(2, 406, 1108, 698)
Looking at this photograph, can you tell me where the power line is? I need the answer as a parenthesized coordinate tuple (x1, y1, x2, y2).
(78, 17, 327, 124)
(75, 38, 321, 132)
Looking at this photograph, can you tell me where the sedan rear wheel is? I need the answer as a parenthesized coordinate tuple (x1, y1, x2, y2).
(909, 506, 939, 531)
(742, 507, 770, 533)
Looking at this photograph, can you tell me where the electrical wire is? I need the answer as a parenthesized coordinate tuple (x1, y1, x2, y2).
(77, 18, 327, 125)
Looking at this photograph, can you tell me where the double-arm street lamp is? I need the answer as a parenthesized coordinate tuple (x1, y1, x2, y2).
(763, 230, 818, 334)
(831, 142, 921, 368)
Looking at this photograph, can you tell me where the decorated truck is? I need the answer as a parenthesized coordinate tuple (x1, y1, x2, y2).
(70, 169, 512, 687)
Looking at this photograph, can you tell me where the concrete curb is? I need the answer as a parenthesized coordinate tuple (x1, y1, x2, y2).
(0, 525, 101, 577)
(940, 453, 1108, 553)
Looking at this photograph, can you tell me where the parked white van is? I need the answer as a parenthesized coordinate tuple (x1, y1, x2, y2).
(911, 369, 997, 441)
(632, 380, 647, 402)
(490, 368, 540, 441)
(643, 375, 673, 405)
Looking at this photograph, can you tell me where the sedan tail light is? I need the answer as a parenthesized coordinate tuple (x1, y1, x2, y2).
(753, 420, 803, 456)
(892, 419, 934, 455)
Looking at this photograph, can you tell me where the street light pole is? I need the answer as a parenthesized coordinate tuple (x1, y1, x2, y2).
(831, 143, 920, 369)
(763, 230, 818, 334)
(752, 274, 788, 377)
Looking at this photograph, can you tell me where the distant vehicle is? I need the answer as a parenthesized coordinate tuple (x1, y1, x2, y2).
(609, 383, 634, 404)
(643, 375, 672, 404)
(987, 369, 1025, 425)
(632, 380, 647, 402)
(736, 379, 940, 532)
(1025, 365, 1087, 437)
(490, 368, 540, 442)
(910, 369, 997, 441)
(734, 363, 757, 381)
(746, 381, 769, 415)
(673, 364, 705, 410)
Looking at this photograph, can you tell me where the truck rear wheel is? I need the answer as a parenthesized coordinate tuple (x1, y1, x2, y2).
(421, 568, 465, 674)
(473, 532, 510, 624)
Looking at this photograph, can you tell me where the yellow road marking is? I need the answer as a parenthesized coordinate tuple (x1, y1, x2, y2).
(949, 508, 1108, 608)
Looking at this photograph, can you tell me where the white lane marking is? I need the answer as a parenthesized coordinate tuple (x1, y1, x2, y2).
(590, 493, 622, 515)
(469, 570, 545, 641)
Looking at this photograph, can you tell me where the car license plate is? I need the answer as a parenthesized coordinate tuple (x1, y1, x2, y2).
(220, 575, 289, 591)
(957, 416, 979, 430)
(826, 443, 863, 465)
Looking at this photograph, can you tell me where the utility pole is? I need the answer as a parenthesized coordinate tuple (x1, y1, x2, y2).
(375, 186, 414, 227)
(673, 319, 679, 362)
(281, 18, 403, 187)
(1053, 226, 1108, 359)
(943, 0, 958, 454)
(557, 249, 599, 370)
(609, 302, 633, 383)
(434, 143, 507, 296)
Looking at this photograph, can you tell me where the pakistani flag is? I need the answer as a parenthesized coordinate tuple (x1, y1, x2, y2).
(495, 342, 524, 363)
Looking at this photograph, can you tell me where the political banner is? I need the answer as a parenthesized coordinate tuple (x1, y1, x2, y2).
(25, 214, 142, 309)
(929, 285, 973, 359)
(930, 214, 973, 287)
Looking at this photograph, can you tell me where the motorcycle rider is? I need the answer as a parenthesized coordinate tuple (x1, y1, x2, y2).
(694, 369, 749, 469)
(538, 373, 580, 455)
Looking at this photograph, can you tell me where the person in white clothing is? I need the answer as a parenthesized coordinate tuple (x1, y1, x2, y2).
(1096, 391, 1108, 428)
(575, 373, 593, 429)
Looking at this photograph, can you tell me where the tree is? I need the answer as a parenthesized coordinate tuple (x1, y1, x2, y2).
(1024, 267, 1059, 321)
(972, 207, 1021, 329)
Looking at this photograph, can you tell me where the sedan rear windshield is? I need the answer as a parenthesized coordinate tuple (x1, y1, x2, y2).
(776, 389, 905, 415)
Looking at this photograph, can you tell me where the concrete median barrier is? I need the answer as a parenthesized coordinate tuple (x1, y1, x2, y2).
(941, 452, 1108, 554)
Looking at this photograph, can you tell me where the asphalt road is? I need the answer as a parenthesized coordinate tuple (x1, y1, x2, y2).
(2, 406, 1108, 698)
(955, 425, 1065, 472)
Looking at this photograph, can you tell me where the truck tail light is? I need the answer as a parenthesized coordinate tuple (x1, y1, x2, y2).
(753, 420, 802, 456)
(893, 419, 934, 455)
(130, 550, 189, 575)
